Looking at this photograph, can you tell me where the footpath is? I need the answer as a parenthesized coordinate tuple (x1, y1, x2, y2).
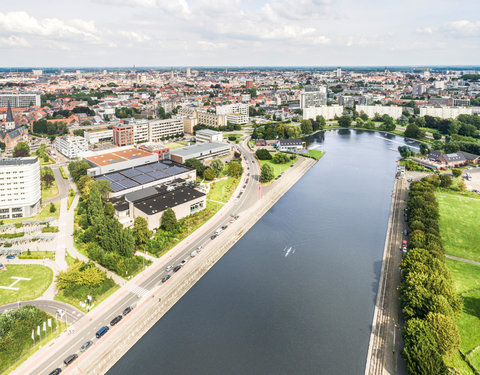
(364, 175, 408, 375)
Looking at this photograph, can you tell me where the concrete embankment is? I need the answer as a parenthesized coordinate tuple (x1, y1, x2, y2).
(71, 157, 317, 375)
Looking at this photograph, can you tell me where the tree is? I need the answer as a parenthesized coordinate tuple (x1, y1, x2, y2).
(41, 173, 55, 188)
(316, 115, 326, 129)
(92, 180, 111, 199)
(68, 160, 91, 182)
(260, 163, 274, 183)
(210, 159, 224, 177)
(86, 185, 104, 225)
(49, 203, 56, 213)
(185, 158, 205, 178)
(13, 142, 30, 157)
(457, 180, 466, 191)
(419, 143, 430, 156)
(426, 312, 460, 357)
(405, 124, 424, 139)
(338, 115, 352, 128)
(204, 168, 216, 180)
(77, 175, 94, 193)
(255, 149, 272, 160)
(439, 174, 452, 188)
(104, 202, 115, 218)
(300, 120, 313, 134)
(161, 208, 178, 231)
(272, 152, 290, 164)
(227, 161, 243, 177)
(451, 169, 462, 178)
(132, 217, 152, 248)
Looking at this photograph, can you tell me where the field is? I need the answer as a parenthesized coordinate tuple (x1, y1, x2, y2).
(437, 194, 480, 262)
(207, 177, 240, 203)
(307, 149, 325, 160)
(0, 265, 53, 305)
(40, 167, 59, 201)
(259, 156, 297, 181)
(18, 251, 55, 260)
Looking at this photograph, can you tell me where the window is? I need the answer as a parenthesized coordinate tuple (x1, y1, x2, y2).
(12, 213, 23, 218)
(12, 208, 22, 212)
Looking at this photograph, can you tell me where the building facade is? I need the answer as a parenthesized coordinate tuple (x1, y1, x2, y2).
(0, 92, 41, 108)
(197, 111, 227, 128)
(216, 103, 249, 124)
(419, 106, 473, 119)
(170, 142, 232, 164)
(302, 105, 344, 120)
(55, 135, 88, 159)
(113, 124, 134, 147)
(0, 157, 41, 219)
(196, 129, 223, 144)
(300, 86, 327, 108)
(356, 105, 403, 119)
(84, 128, 113, 144)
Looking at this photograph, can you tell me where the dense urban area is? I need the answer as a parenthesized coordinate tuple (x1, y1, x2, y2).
(1, 66, 480, 375)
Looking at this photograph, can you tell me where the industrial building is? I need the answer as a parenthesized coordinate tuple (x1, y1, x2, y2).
(170, 142, 232, 164)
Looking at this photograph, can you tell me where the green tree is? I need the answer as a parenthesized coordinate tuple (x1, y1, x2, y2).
(300, 120, 313, 134)
(457, 180, 466, 191)
(68, 160, 91, 182)
(451, 169, 462, 178)
(426, 312, 460, 357)
(338, 115, 352, 128)
(419, 143, 430, 155)
(204, 168, 216, 180)
(316, 115, 326, 129)
(49, 202, 56, 213)
(260, 163, 274, 183)
(41, 173, 55, 188)
(210, 159, 224, 177)
(227, 161, 243, 177)
(439, 174, 452, 188)
(87, 185, 104, 225)
(161, 208, 178, 231)
(104, 202, 115, 218)
(405, 124, 425, 139)
(185, 158, 205, 178)
(132, 217, 152, 248)
(272, 152, 290, 164)
(92, 179, 111, 199)
(255, 149, 272, 160)
(13, 142, 30, 157)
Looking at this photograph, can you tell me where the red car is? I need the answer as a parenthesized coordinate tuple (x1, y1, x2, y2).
(402, 240, 408, 246)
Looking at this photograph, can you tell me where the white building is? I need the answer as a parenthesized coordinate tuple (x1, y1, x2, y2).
(412, 84, 426, 96)
(133, 120, 149, 143)
(148, 118, 184, 142)
(197, 111, 227, 128)
(302, 105, 344, 120)
(196, 129, 223, 144)
(84, 128, 113, 144)
(356, 105, 403, 120)
(0, 92, 41, 107)
(55, 135, 89, 159)
(216, 103, 249, 124)
(300, 86, 327, 108)
(0, 157, 41, 219)
(170, 142, 232, 164)
(419, 106, 473, 119)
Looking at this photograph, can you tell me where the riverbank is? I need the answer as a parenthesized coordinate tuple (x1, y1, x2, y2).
(364, 174, 408, 375)
(54, 156, 317, 375)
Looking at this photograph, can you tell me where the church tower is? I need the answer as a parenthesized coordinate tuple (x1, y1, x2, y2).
(5, 101, 15, 130)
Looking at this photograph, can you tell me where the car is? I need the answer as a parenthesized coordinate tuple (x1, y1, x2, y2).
(190, 250, 198, 257)
(402, 240, 407, 245)
(162, 275, 171, 283)
(234, 215, 239, 220)
(247, 173, 250, 176)
(404, 229, 408, 236)
(80, 340, 93, 352)
(173, 265, 182, 272)
(165, 265, 173, 272)
(48, 368, 62, 375)
(402, 246, 407, 252)
(0, 263, 3, 270)
(110, 315, 123, 326)
(229, 218, 235, 223)
(197, 245, 203, 251)
(63, 354, 78, 366)
(180, 259, 188, 266)
(211, 235, 217, 240)
(6, 255, 15, 259)
(122, 306, 133, 316)
(221, 225, 228, 230)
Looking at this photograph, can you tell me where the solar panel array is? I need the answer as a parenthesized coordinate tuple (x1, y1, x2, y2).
(94, 161, 191, 193)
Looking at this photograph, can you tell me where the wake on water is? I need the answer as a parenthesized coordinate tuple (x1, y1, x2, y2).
(283, 246, 296, 257)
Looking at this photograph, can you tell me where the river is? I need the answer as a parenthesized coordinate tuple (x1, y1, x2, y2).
(108, 129, 406, 375)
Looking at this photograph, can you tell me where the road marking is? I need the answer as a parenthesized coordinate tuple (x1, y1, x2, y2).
(127, 285, 150, 298)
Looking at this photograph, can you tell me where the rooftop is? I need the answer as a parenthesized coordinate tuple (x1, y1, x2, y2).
(171, 141, 230, 157)
(85, 147, 153, 167)
(196, 129, 220, 136)
(134, 186, 205, 215)
(0, 157, 38, 166)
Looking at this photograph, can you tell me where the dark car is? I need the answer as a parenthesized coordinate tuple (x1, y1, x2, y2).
(110, 315, 123, 326)
(48, 369, 62, 375)
(96, 325, 109, 338)
(80, 340, 93, 352)
(122, 306, 133, 316)
(162, 275, 171, 283)
(173, 265, 182, 272)
(63, 354, 78, 366)
(210, 235, 217, 240)
(6, 255, 15, 259)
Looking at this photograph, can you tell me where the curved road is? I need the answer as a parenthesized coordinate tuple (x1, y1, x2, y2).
(0, 300, 84, 323)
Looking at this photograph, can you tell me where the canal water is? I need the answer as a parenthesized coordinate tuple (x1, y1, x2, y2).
(108, 130, 405, 375)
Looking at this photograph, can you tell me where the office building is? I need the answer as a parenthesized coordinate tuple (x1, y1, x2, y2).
(338, 95, 355, 108)
(183, 116, 197, 135)
(216, 103, 249, 124)
(113, 123, 134, 147)
(196, 111, 227, 128)
(356, 105, 403, 119)
(302, 105, 344, 120)
(170, 142, 232, 164)
(0, 157, 41, 219)
(300, 86, 327, 108)
(55, 135, 88, 159)
(196, 129, 223, 144)
(336, 67, 342, 78)
(133, 120, 149, 143)
(148, 118, 184, 142)
(186, 66, 191, 78)
(0, 92, 41, 108)
(84, 128, 113, 144)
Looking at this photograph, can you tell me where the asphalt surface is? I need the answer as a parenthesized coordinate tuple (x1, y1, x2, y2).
(17, 137, 264, 375)
(0, 300, 84, 323)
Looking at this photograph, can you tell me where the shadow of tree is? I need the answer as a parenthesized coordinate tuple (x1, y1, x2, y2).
(462, 295, 480, 320)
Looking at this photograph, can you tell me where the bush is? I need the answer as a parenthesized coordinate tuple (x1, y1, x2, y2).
(260, 163, 274, 183)
(272, 152, 290, 164)
(49, 203, 56, 213)
(204, 168, 216, 180)
(255, 149, 272, 160)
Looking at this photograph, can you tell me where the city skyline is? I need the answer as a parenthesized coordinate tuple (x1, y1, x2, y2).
(0, 0, 479, 67)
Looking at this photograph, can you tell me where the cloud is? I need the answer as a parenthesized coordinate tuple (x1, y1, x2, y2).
(443, 20, 480, 36)
(97, 0, 191, 17)
(416, 26, 435, 35)
(197, 40, 228, 50)
(264, 0, 334, 20)
(119, 31, 152, 43)
(0, 35, 29, 47)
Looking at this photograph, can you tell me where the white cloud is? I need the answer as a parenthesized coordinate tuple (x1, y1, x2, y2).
(263, 0, 334, 20)
(416, 26, 435, 35)
(97, 0, 191, 17)
(0, 35, 29, 47)
(119, 31, 152, 43)
(197, 40, 228, 50)
(444, 20, 480, 36)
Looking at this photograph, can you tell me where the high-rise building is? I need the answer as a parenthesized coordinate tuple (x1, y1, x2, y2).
(0, 92, 41, 108)
(300, 86, 327, 108)
(412, 84, 426, 96)
(0, 157, 41, 219)
(338, 95, 355, 108)
(336, 67, 342, 78)
(246, 80, 254, 89)
(216, 103, 249, 124)
(113, 124, 135, 147)
(186, 66, 191, 78)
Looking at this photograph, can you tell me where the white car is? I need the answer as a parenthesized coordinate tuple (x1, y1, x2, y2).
(180, 259, 188, 266)
(197, 245, 203, 252)
(165, 265, 173, 272)
(190, 250, 198, 258)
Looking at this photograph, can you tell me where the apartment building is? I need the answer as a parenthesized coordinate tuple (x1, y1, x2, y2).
(84, 128, 113, 144)
(0, 157, 41, 219)
(113, 123, 134, 147)
(302, 105, 344, 120)
(0, 92, 41, 108)
(216, 103, 249, 124)
(197, 111, 227, 128)
(356, 105, 403, 119)
(300, 86, 327, 108)
(55, 135, 88, 159)
(134, 120, 149, 143)
(149, 118, 183, 142)
(419, 106, 473, 119)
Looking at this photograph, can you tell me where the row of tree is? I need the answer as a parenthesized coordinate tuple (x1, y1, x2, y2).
(32, 119, 68, 136)
(400, 176, 462, 374)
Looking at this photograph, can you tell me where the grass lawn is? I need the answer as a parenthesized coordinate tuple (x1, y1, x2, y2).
(207, 177, 240, 203)
(39, 155, 55, 165)
(55, 283, 120, 313)
(456, 289, 480, 354)
(307, 150, 325, 160)
(59, 166, 68, 179)
(438, 188, 480, 200)
(437, 193, 480, 262)
(259, 156, 297, 181)
(1, 202, 60, 225)
(446, 258, 480, 295)
(41, 167, 59, 201)
(166, 141, 187, 150)
(445, 351, 476, 375)
(67, 189, 75, 210)
(18, 250, 55, 260)
(0, 265, 53, 305)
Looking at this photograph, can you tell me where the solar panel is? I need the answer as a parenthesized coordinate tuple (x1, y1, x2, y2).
(105, 172, 124, 182)
(117, 179, 138, 189)
(104, 158, 125, 165)
(95, 176, 108, 181)
(150, 170, 168, 179)
(137, 165, 155, 173)
(129, 154, 142, 159)
(121, 169, 143, 178)
(132, 174, 155, 184)
(167, 166, 184, 175)
(151, 162, 167, 171)
(110, 182, 124, 192)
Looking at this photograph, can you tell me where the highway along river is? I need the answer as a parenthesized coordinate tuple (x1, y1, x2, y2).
(108, 130, 408, 375)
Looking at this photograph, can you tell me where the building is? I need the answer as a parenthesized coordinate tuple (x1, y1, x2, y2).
(0, 102, 28, 150)
(302, 105, 344, 120)
(216, 103, 249, 124)
(170, 142, 232, 164)
(414, 150, 480, 169)
(0, 157, 41, 219)
(186, 66, 191, 78)
(196, 129, 223, 144)
(83, 146, 159, 176)
(277, 139, 306, 153)
(183, 116, 197, 135)
(3, 102, 15, 130)
(300, 86, 327, 108)
(138, 143, 170, 160)
(358, 94, 374, 105)
(336, 67, 342, 78)
(148, 118, 184, 142)
(133, 120, 149, 143)
(356, 105, 403, 119)
(93, 159, 196, 197)
(419, 106, 473, 119)
(113, 123, 134, 147)
(55, 135, 88, 159)
(84, 128, 113, 144)
(196, 111, 227, 128)
(338, 95, 355, 108)
(225, 113, 248, 124)
(0, 92, 41, 108)
(412, 84, 426, 96)
(246, 80, 254, 89)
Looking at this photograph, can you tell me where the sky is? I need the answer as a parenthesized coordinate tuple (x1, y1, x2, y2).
(0, 0, 479, 67)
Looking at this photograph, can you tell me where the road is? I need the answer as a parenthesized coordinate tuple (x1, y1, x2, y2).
(0, 300, 84, 323)
(15, 136, 267, 375)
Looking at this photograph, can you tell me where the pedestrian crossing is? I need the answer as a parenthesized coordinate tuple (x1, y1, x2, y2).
(127, 284, 150, 298)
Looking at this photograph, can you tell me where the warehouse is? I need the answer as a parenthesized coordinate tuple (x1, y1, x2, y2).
(170, 142, 231, 164)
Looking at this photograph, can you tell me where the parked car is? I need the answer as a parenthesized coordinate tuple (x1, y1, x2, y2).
(173, 265, 181, 272)
(80, 340, 93, 352)
(402, 240, 408, 246)
(110, 315, 123, 326)
(221, 225, 228, 230)
(197, 245, 203, 252)
(190, 250, 198, 257)
(0, 263, 4, 270)
(48, 368, 62, 375)
(63, 354, 78, 366)
(162, 275, 171, 283)
(211, 235, 217, 240)
(6, 255, 15, 259)
(122, 306, 133, 316)
(180, 259, 188, 266)
(165, 265, 173, 272)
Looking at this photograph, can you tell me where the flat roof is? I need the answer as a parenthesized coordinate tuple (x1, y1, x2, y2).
(134, 186, 205, 215)
(85, 147, 154, 167)
(171, 142, 230, 158)
(0, 157, 38, 166)
(196, 129, 220, 135)
(94, 160, 193, 193)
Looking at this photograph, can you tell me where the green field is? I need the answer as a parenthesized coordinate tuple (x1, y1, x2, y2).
(59, 166, 68, 179)
(2, 202, 62, 225)
(18, 251, 55, 260)
(41, 167, 59, 201)
(307, 149, 325, 160)
(437, 194, 480, 262)
(259, 156, 297, 181)
(207, 177, 240, 203)
(0, 265, 53, 305)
